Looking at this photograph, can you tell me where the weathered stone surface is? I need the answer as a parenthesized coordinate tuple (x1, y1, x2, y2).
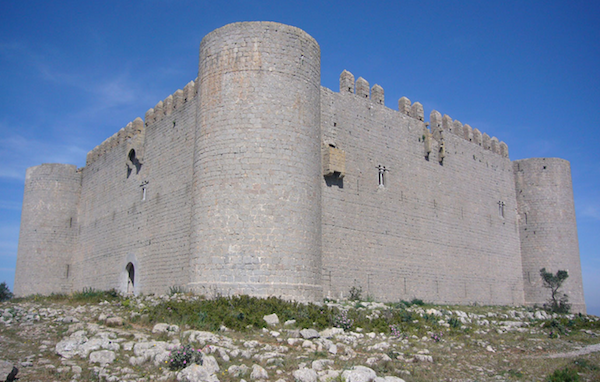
(105, 316, 123, 326)
(300, 329, 320, 339)
(293, 367, 318, 382)
(342, 366, 377, 382)
(250, 364, 269, 380)
(0, 361, 18, 382)
(177, 363, 219, 382)
(263, 313, 279, 326)
(374, 377, 406, 382)
(152, 323, 179, 334)
(89, 350, 116, 365)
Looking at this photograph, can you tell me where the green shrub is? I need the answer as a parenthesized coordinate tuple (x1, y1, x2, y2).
(333, 310, 353, 331)
(145, 295, 334, 332)
(72, 287, 120, 303)
(169, 285, 186, 295)
(168, 344, 203, 370)
(448, 317, 461, 329)
(546, 366, 580, 382)
(349, 285, 363, 301)
(410, 298, 425, 306)
(540, 268, 571, 313)
(0, 282, 13, 302)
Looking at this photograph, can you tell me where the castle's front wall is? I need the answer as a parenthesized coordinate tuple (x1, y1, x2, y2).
(72, 94, 197, 295)
(321, 87, 525, 305)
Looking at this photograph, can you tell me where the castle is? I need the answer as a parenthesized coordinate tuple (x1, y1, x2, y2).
(14, 22, 586, 313)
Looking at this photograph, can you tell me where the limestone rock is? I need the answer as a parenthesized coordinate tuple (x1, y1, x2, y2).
(202, 355, 220, 374)
(311, 359, 334, 371)
(374, 377, 406, 382)
(177, 363, 219, 382)
(263, 313, 279, 326)
(342, 366, 377, 382)
(413, 354, 433, 363)
(250, 364, 269, 380)
(89, 350, 116, 365)
(152, 323, 179, 334)
(228, 364, 249, 377)
(105, 316, 123, 326)
(300, 328, 320, 339)
(0, 361, 18, 382)
(293, 367, 318, 382)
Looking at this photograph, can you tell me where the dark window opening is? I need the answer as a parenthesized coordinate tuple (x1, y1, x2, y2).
(377, 165, 388, 188)
(127, 149, 143, 178)
(498, 201, 505, 218)
(126, 263, 135, 294)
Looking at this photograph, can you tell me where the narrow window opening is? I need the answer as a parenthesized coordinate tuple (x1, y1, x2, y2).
(66, 264, 70, 279)
(377, 165, 388, 188)
(498, 201, 505, 218)
(140, 181, 149, 201)
(126, 263, 135, 295)
(69, 217, 73, 228)
(524, 212, 528, 224)
(127, 149, 143, 177)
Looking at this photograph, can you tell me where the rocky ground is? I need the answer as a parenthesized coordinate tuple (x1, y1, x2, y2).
(1, 295, 599, 382)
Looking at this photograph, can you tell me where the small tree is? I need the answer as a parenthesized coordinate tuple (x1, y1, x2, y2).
(539, 268, 571, 313)
(0, 282, 13, 302)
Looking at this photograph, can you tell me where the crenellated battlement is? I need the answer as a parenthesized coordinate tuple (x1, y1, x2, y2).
(85, 78, 199, 167)
(339, 70, 509, 158)
(144, 78, 198, 126)
(85, 117, 145, 166)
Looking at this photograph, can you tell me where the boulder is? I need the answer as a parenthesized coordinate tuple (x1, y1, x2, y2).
(250, 364, 269, 380)
(89, 350, 116, 365)
(300, 329, 320, 339)
(177, 363, 219, 382)
(0, 361, 18, 382)
(293, 368, 318, 382)
(342, 366, 377, 382)
(263, 313, 279, 326)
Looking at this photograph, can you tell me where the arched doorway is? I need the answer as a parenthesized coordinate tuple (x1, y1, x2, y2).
(126, 262, 135, 295)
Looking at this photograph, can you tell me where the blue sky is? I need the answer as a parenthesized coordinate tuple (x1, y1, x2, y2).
(1, 0, 598, 314)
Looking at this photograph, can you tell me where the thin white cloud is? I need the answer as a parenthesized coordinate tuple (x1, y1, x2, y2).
(576, 198, 600, 221)
(0, 201, 22, 211)
(0, 133, 88, 181)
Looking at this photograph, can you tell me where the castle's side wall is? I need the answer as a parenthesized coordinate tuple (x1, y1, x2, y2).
(321, 83, 525, 305)
(189, 22, 322, 301)
(514, 158, 585, 313)
(71, 84, 198, 295)
(14, 164, 81, 296)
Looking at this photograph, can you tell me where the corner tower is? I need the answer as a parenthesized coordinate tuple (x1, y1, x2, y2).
(514, 158, 585, 313)
(14, 164, 81, 296)
(189, 22, 322, 301)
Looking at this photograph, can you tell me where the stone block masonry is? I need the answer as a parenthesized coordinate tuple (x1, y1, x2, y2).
(14, 22, 586, 313)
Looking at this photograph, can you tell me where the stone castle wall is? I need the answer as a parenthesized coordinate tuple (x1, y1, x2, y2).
(13, 22, 586, 312)
(514, 158, 585, 312)
(69, 81, 198, 295)
(189, 22, 323, 302)
(320, 76, 524, 305)
(14, 164, 81, 296)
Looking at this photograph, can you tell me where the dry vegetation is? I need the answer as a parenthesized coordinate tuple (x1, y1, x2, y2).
(0, 291, 598, 382)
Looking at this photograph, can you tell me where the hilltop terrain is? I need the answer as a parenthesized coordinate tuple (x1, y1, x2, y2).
(0, 292, 599, 382)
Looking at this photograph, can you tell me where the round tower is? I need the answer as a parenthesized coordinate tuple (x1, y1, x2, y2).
(189, 22, 322, 301)
(14, 164, 81, 296)
(514, 158, 585, 313)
